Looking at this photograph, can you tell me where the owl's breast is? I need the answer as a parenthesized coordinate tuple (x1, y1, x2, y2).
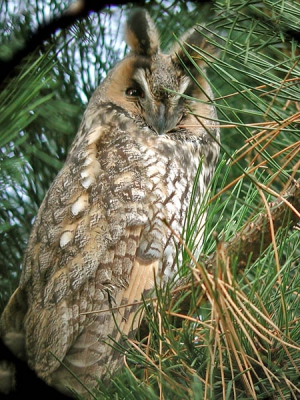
(133, 134, 202, 281)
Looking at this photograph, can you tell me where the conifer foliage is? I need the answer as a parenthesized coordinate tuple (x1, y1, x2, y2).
(0, 1, 299, 398)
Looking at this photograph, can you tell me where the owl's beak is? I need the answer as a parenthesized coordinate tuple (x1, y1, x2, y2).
(156, 103, 167, 135)
(154, 103, 167, 135)
(148, 101, 177, 135)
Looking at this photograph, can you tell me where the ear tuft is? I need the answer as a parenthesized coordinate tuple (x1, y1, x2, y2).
(171, 26, 219, 69)
(125, 9, 159, 57)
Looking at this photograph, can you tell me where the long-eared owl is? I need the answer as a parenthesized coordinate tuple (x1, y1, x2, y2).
(0, 8, 219, 398)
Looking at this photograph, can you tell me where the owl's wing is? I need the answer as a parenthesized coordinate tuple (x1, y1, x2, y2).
(0, 121, 160, 396)
(49, 255, 159, 396)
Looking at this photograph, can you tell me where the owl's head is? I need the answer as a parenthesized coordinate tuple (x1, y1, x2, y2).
(99, 9, 218, 136)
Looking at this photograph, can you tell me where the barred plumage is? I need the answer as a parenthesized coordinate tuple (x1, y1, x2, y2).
(0, 9, 219, 398)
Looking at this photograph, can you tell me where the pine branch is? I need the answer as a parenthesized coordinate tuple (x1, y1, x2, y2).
(0, 0, 129, 87)
(206, 179, 300, 271)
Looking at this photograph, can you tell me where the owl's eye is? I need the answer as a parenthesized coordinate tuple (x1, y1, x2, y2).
(125, 87, 145, 98)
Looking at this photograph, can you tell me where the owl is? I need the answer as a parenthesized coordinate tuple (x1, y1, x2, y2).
(0, 9, 219, 398)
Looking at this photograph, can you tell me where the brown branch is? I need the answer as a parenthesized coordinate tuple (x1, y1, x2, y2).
(0, 0, 131, 87)
(206, 179, 300, 271)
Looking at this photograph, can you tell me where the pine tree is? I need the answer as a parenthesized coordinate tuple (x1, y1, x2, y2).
(0, 1, 299, 398)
